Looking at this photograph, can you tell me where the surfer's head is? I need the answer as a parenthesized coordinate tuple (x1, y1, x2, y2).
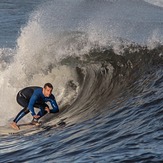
(43, 83, 53, 97)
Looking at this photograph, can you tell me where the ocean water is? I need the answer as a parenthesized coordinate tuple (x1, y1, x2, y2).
(0, 0, 163, 162)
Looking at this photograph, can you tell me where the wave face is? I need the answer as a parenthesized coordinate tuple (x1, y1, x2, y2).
(1, 0, 163, 162)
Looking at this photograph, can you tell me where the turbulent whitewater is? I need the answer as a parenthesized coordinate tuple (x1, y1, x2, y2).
(0, 0, 163, 162)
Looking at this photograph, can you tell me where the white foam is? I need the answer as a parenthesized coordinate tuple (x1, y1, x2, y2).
(147, 29, 163, 49)
(144, 0, 163, 8)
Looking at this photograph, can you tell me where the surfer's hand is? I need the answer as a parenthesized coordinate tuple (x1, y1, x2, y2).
(33, 115, 40, 119)
(45, 107, 50, 113)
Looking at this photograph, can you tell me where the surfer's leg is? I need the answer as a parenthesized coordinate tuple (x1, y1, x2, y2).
(10, 108, 29, 130)
(13, 107, 30, 123)
(35, 103, 48, 118)
(11, 89, 31, 130)
(37, 106, 48, 117)
(14, 92, 30, 123)
(12, 91, 29, 121)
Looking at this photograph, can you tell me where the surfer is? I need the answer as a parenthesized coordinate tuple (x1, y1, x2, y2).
(10, 83, 59, 130)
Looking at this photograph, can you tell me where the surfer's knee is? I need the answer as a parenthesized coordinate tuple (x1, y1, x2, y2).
(50, 108, 59, 113)
(23, 108, 30, 114)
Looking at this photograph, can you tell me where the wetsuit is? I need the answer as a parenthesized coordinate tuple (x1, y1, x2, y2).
(13, 86, 59, 123)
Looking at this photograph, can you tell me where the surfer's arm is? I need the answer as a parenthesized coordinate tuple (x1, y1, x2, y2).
(28, 94, 38, 116)
(48, 98, 59, 113)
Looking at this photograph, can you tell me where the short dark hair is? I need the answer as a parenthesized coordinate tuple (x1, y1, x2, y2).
(44, 83, 53, 89)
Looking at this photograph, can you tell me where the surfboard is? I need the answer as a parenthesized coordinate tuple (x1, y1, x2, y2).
(0, 119, 66, 136)
(0, 124, 37, 136)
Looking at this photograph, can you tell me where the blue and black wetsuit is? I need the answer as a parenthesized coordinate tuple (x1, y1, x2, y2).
(13, 87, 59, 123)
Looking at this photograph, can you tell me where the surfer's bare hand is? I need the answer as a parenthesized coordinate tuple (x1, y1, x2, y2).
(45, 107, 50, 113)
(33, 115, 40, 119)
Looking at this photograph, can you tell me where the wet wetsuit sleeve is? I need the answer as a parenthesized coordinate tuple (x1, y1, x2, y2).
(48, 97, 59, 113)
(28, 94, 38, 116)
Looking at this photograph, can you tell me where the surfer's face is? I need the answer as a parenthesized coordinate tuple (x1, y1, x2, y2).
(43, 86, 52, 97)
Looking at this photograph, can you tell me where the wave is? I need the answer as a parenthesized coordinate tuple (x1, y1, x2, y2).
(1, 0, 163, 126)
(1, 36, 163, 126)
(58, 43, 163, 123)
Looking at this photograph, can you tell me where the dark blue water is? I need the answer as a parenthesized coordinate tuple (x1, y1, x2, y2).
(1, 0, 163, 162)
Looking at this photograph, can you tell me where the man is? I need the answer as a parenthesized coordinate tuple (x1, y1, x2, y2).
(10, 83, 59, 130)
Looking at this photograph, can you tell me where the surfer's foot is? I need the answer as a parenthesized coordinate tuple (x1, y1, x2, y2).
(31, 119, 41, 126)
(10, 122, 20, 130)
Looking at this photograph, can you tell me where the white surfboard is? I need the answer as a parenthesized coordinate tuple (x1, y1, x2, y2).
(0, 119, 66, 136)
